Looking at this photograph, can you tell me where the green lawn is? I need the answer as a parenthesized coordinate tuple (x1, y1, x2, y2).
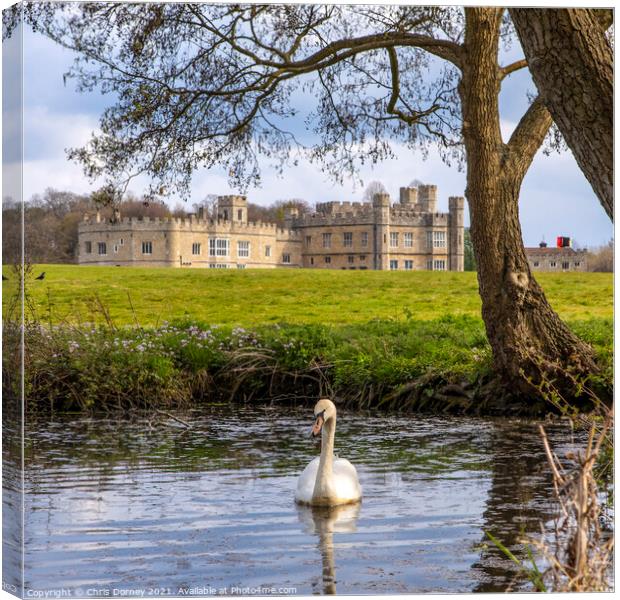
(2, 264, 612, 326)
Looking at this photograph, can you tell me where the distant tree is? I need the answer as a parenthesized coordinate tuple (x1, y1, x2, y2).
(362, 181, 387, 202)
(193, 194, 219, 218)
(22, 189, 92, 263)
(247, 198, 311, 225)
(587, 240, 613, 272)
(119, 196, 170, 219)
(171, 203, 188, 218)
(463, 228, 476, 271)
(408, 178, 425, 188)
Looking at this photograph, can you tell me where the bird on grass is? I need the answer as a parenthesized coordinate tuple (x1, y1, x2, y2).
(35, 272, 46, 280)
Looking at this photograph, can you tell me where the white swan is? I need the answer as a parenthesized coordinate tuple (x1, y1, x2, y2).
(295, 399, 362, 506)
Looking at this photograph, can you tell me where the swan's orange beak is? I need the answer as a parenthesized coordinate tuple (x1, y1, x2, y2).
(311, 413, 324, 438)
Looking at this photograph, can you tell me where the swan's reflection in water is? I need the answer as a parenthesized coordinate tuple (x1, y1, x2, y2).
(296, 503, 361, 595)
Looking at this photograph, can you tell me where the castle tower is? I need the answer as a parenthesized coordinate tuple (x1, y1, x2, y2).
(373, 192, 391, 270)
(399, 186, 418, 207)
(449, 196, 465, 271)
(418, 185, 437, 213)
(283, 206, 299, 229)
(217, 195, 248, 223)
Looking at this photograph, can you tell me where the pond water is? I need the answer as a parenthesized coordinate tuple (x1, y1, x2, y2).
(5, 407, 587, 595)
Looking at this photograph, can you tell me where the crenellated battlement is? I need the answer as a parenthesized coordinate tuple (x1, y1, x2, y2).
(79, 215, 300, 235)
(315, 200, 374, 216)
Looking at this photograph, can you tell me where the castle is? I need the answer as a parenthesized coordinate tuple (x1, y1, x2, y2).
(78, 185, 465, 271)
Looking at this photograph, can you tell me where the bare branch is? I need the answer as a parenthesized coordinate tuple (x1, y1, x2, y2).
(500, 58, 527, 79)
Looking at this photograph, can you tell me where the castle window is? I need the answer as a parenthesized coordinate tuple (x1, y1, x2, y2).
(223, 209, 229, 220)
(237, 209, 243, 221)
(562, 261, 569, 270)
(282, 253, 291, 264)
(389, 260, 398, 270)
(119, 238, 124, 246)
(265, 245, 272, 257)
(237, 264, 246, 269)
(348, 255, 355, 264)
(533, 261, 540, 267)
(405, 260, 413, 270)
(426, 259, 433, 270)
(574, 262, 580, 267)
(325, 256, 331, 264)
(426, 231, 433, 249)
(343, 232, 353, 247)
(433, 259, 447, 271)
(192, 243, 201, 255)
(361, 232, 368, 247)
(433, 231, 446, 248)
(142, 241, 153, 255)
(305, 235, 312, 246)
(404, 232, 413, 248)
(237, 241, 250, 258)
(210, 263, 229, 269)
(85, 241, 92, 254)
(310, 257, 314, 265)
(549, 261, 556, 268)
(390, 232, 399, 248)
(322, 233, 332, 248)
(98, 242, 107, 255)
(113, 244, 119, 253)
(210, 238, 230, 257)
(359, 255, 366, 261)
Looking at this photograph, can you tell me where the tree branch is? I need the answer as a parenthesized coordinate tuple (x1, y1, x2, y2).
(504, 96, 553, 176)
(500, 58, 528, 79)
(386, 47, 442, 126)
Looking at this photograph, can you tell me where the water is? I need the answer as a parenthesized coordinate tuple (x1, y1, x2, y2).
(5, 406, 587, 595)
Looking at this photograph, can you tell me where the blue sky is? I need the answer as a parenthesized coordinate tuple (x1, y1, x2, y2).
(2, 4, 613, 248)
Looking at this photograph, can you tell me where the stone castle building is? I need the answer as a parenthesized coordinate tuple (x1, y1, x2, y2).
(78, 185, 465, 271)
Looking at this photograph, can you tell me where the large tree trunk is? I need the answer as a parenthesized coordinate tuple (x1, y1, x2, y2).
(460, 8, 598, 399)
(510, 8, 613, 221)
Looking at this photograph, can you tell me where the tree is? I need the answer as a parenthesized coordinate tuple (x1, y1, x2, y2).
(463, 228, 476, 272)
(362, 181, 387, 202)
(587, 240, 614, 273)
(25, 4, 600, 398)
(510, 9, 613, 221)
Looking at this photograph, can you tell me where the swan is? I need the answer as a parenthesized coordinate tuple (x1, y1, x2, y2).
(295, 399, 362, 506)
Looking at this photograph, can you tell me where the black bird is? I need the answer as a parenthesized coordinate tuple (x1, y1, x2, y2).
(2, 274, 7, 280)
(35, 272, 46, 280)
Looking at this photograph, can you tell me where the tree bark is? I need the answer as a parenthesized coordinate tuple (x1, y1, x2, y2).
(510, 8, 613, 221)
(460, 8, 598, 399)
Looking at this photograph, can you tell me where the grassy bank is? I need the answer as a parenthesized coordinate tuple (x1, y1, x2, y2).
(2, 266, 612, 415)
(4, 315, 612, 415)
(2, 265, 613, 326)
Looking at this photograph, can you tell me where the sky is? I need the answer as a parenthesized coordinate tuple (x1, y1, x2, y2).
(1, 2, 614, 249)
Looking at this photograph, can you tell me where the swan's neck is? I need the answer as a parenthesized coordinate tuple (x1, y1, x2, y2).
(313, 416, 336, 501)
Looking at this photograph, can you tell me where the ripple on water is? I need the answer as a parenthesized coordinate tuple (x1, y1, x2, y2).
(6, 407, 588, 594)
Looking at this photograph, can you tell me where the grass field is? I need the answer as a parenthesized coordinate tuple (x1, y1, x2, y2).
(3, 264, 612, 413)
(2, 264, 613, 326)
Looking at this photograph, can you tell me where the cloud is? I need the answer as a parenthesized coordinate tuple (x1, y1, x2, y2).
(23, 106, 99, 161)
